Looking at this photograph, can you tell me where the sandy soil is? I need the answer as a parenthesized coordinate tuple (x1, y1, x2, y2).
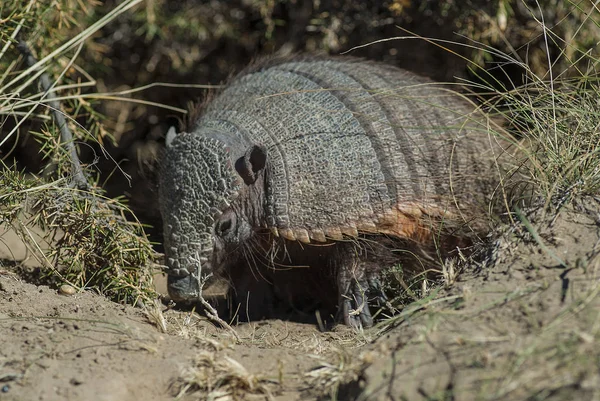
(1, 198, 600, 401)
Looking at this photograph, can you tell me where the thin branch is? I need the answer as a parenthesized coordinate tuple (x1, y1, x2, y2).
(16, 40, 89, 190)
(198, 274, 241, 342)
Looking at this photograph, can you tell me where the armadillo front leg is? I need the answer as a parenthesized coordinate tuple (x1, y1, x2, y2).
(336, 247, 375, 329)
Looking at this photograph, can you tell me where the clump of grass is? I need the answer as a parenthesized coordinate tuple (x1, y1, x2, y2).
(454, 2, 600, 203)
(0, 167, 157, 305)
(172, 351, 276, 400)
(483, 74, 600, 201)
(305, 350, 372, 401)
(0, 0, 159, 306)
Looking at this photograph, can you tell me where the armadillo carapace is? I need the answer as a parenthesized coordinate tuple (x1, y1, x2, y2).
(159, 56, 507, 328)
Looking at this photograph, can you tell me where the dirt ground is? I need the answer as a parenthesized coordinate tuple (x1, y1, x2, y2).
(1, 197, 600, 401)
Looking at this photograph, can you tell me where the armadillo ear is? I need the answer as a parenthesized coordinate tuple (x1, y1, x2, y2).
(235, 145, 267, 185)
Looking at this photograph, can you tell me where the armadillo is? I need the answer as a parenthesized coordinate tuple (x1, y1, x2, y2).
(159, 56, 507, 328)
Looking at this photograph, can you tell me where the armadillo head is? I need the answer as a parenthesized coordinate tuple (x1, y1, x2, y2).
(159, 127, 267, 302)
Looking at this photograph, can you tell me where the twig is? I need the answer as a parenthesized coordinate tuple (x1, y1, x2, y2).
(16, 40, 89, 190)
(198, 274, 241, 342)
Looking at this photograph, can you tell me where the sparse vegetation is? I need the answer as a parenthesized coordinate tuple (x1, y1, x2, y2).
(0, 0, 157, 305)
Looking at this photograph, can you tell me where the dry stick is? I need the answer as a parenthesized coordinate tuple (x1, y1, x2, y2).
(16, 41, 89, 190)
(198, 274, 241, 342)
(198, 296, 241, 343)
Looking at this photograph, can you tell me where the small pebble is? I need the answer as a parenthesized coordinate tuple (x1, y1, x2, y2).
(59, 284, 76, 296)
(70, 377, 83, 386)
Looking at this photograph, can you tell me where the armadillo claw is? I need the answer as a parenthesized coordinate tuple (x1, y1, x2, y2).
(340, 281, 374, 329)
(342, 299, 374, 329)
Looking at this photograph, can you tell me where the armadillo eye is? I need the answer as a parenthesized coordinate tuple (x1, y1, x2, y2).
(215, 213, 235, 237)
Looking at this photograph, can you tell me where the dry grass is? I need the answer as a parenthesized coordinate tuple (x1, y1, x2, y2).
(305, 350, 373, 400)
(171, 351, 276, 401)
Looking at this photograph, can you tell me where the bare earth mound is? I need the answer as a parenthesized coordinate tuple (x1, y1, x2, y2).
(1, 197, 599, 401)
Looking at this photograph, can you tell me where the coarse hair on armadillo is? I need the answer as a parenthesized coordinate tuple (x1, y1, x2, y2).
(182, 54, 440, 132)
(159, 54, 512, 327)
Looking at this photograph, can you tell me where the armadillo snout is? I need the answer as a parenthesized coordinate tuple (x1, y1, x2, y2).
(164, 247, 223, 302)
(164, 251, 209, 302)
(164, 256, 200, 301)
(167, 273, 201, 301)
